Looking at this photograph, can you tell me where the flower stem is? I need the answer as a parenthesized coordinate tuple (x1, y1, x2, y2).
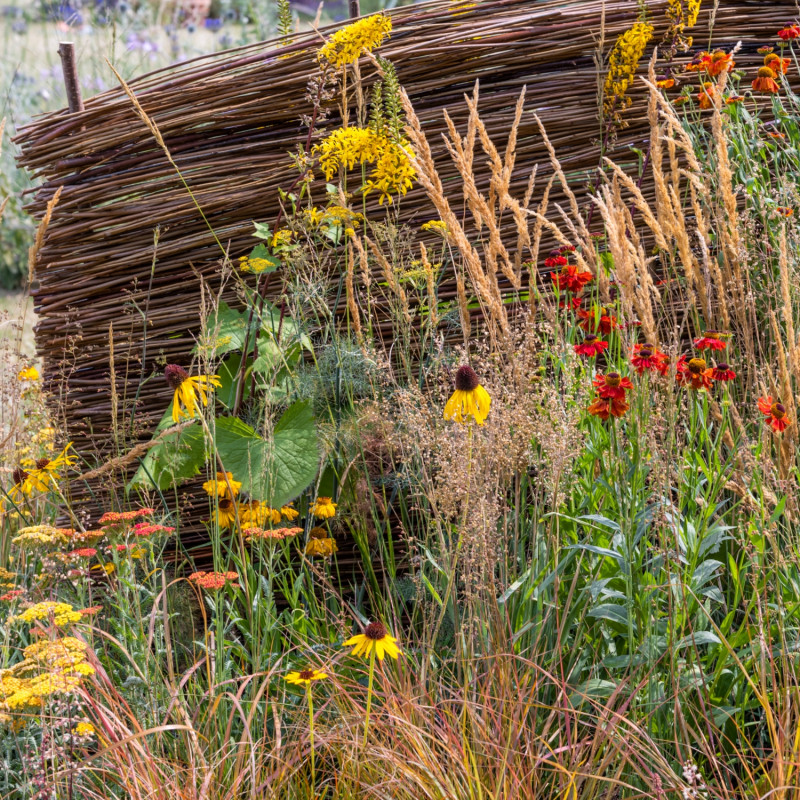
(307, 682, 316, 789)
(363, 647, 376, 749)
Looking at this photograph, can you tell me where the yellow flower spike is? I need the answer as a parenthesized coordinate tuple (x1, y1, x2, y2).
(318, 14, 392, 68)
(444, 365, 491, 425)
(310, 496, 337, 519)
(163, 364, 222, 424)
(202, 472, 242, 499)
(344, 621, 402, 661)
(285, 668, 328, 686)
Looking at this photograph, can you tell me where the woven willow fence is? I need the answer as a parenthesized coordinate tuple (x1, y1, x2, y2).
(14, 0, 796, 553)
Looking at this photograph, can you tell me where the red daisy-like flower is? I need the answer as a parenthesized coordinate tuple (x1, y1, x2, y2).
(559, 296, 583, 310)
(588, 396, 630, 420)
(778, 24, 800, 40)
(551, 264, 594, 293)
(711, 362, 736, 381)
(765, 54, 790, 75)
(693, 331, 728, 351)
(707, 50, 735, 77)
(676, 356, 714, 391)
(685, 51, 712, 72)
(578, 306, 618, 334)
(631, 344, 669, 375)
(593, 372, 633, 400)
(758, 396, 791, 432)
(544, 255, 568, 269)
(752, 66, 781, 94)
(574, 334, 608, 358)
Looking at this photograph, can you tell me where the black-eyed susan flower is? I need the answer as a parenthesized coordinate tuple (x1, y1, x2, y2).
(752, 66, 780, 93)
(20, 444, 77, 494)
(310, 496, 337, 519)
(215, 498, 238, 529)
(164, 364, 221, 424)
(444, 365, 491, 425)
(344, 621, 401, 661)
(574, 334, 608, 358)
(758, 396, 791, 432)
(285, 668, 328, 686)
(202, 472, 242, 499)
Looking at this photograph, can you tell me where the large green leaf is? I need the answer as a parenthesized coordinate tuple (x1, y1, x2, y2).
(129, 410, 204, 491)
(213, 401, 318, 507)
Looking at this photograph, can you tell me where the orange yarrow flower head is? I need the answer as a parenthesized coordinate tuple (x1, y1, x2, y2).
(752, 65, 780, 93)
(164, 364, 221, 424)
(632, 343, 669, 375)
(574, 334, 608, 358)
(188, 571, 240, 591)
(758, 396, 791, 432)
(676, 356, 714, 391)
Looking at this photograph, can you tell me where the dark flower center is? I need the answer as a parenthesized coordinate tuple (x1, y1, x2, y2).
(772, 402, 787, 418)
(584, 334, 598, 343)
(688, 358, 706, 374)
(219, 498, 233, 511)
(455, 365, 480, 392)
(605, 373, 621, 387)
(758, 66, 776, 78)
(364, 621, 387, 640)
(35, 458, 50, 470)
(299, 670, 314, 681)
(13, 467, 28, 484)
(716, 362, 730, 371)
(164, 364, 189, 390)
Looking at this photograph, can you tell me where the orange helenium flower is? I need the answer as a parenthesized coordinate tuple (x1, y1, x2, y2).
(693, 331, 728, 351)
(752, 66, 780, 93)
(707, 50, 735, 76)
(588, 396, 629, 419)
(758, 396, 791, 432)
(578, 306, 618, 334)
(550, 264, 594, 293)
(765, 54, 790, 74)
(676, 356, 714, 391)
(697, 82, 716, 109)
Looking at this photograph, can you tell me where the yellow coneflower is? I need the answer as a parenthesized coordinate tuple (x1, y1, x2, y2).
(310, 497, 337, 519)
(20, 444, 77, 494)
(164, 365, 221, 424)
(215, 498, 238, 529)
(280, 502, 300, 521)
(344, 621, 402, 661)
(444, 365, 491, 425)
(241, 501, 281, 527)
(17, 366, 39, 382)
(305, 538, 338, 557)
(202, 472, 242, 499)
(284, 668, 328, 686)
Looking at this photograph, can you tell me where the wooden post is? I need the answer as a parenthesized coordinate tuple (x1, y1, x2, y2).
(349, 0, 360, 18)
(57, 42, 84, 114)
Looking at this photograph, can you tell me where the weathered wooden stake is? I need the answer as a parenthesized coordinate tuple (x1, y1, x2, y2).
(57, 42, 84, 114)
(349, 0, 360, 18)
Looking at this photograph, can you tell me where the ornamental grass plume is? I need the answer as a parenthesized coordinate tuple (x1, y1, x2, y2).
(163, 364, 221, 424)
(444, 365, 491, 425)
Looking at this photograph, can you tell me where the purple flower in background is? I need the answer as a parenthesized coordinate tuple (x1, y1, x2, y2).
(204, 17, 222, 31)
(126, 31, 160, 54)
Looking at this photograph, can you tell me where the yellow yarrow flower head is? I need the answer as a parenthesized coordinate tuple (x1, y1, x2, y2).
(164, 365, 221, 424)
(271, 228, 293, 252)
(421, 220, 449, 237)
(202, 472, 242, 499)
(318, 14, 392, 68)
(285, 667, 328, 686)
(238, 255, 273, 274)
(73, 721, 96, 737)
(17, 366, 39, 382)
(12, 525, 71, 551)
(9, 601, 82, 627)
(310, 496, 337, 519)
(344, 620, 402, 661)
(444, 365, 491, 425)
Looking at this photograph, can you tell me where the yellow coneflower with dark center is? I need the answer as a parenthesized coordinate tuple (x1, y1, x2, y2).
(215, 497, 238, 529)
(444, 365, 491, 425)
(285, 668, 328, 686)
(164, 364, 222, 424)
(202, 471, 242, 499)
(344, 620, 402, 661)
(19, 444, 77, 494)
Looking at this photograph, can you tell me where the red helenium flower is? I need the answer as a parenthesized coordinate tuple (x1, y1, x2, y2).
(593, 372, 633, 400)
(676, 356, 714, 391)
(551, 264, 594, 293)
(578, 306, 618, 334)
(693, 331, 728, 351)
(544, 255, 568, 269)
(588, 396, 629, 420)
(758, 396, 791, 432)
(631, 344, 669, 375)
(778, 24, 800, 40)
(711, 362, 736, 381)
(574, 334, 608, 358)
